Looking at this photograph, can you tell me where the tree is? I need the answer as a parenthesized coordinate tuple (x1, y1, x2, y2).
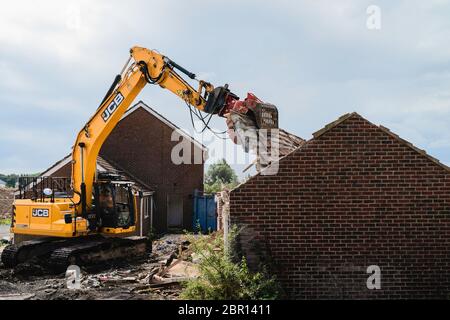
(204, 159, 238, 194)
(0, 174, 19, 188)
(0, 173, 40, 188)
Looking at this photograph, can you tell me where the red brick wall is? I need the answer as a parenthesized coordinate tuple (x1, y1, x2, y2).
(229, 114, 450, 299)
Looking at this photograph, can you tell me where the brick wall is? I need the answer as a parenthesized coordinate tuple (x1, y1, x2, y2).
(229, 113, 450, 299)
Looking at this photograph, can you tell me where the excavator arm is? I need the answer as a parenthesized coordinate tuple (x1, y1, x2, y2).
(71, 46, 278, 217)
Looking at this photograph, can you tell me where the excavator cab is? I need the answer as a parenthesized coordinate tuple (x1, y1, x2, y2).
(93, 173, 136, 234)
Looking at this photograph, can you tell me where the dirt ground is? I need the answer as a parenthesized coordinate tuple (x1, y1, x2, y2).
(0, 234, 192, 300)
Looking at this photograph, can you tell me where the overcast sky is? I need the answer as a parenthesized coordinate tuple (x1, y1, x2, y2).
(1, 0, 449, 174)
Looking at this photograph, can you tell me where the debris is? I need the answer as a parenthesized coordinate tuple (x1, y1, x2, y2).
(163, 260, 199, 278)
(44, 289, 58, 295)
(0, 233, 193, 300)
(152, 275, 189, 284)
(83, 276, 101, 288)
(107, 276, 137, 283)
(149, 237, 201, 286)
(0, 293, 35, 300)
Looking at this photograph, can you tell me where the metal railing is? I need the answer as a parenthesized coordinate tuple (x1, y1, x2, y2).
(18, 176, 73, 202)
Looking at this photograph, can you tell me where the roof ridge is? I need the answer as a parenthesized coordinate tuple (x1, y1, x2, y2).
(312, 112, 360, 139)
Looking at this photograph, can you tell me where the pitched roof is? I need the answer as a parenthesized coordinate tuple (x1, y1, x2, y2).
(15, 154, 154, 195)
(39, 154, 72, 177)
(96, 156, 154, 192)
(43, 154, 154, 191)
(277, 129, 306, 156)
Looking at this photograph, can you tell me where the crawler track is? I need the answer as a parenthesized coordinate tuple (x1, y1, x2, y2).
(49, 237, 150, 270)
(1, 236, 150, 269)
(1, 237, 64, 268)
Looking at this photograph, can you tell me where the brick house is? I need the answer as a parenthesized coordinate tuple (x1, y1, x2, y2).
(221, 113, 450, 299)
(19, 101, 205, 237)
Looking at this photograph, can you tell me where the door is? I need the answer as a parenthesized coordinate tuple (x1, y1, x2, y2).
(193, 192, 217, 233)
(167, 194, 183, 228)
(139, 193, 153, 237)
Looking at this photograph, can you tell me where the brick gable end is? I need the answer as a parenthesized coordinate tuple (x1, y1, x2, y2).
(229, 113, 450, 299)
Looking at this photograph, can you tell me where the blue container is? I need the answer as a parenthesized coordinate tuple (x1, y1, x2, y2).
(193, 190, 217, 233)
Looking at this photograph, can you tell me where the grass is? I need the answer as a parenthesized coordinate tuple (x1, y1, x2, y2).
(0, 218, 11, 225)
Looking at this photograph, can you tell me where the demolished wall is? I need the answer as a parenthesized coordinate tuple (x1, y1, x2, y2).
(225, 113, 450, 299)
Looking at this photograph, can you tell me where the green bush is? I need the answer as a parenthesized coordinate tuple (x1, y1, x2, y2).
(180, 229, 280, 300)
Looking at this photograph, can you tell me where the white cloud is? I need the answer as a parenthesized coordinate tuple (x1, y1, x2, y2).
(1, 0, 450, 172)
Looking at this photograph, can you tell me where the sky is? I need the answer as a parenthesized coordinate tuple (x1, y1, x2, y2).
(0, 0, 449, 175)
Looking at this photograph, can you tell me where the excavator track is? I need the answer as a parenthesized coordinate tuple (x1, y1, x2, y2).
(1, 236, 150, 270)
(1, 245, 19, 268)
(49, 236, 150, 270)
(49, 240, 106, 269)
(1, 237, 63, 268)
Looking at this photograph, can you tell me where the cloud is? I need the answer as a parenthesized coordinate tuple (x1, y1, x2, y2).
(0, 0, 449, 173)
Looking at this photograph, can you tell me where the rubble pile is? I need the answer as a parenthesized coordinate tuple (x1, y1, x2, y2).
(0, 233, 201, 300)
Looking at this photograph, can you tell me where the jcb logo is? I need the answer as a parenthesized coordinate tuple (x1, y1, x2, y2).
(101, 93, 124, 122)
(32, 209, 49, 218)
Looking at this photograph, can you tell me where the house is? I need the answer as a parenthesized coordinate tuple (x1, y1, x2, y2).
(218, 112, 450, 299)
(16, 101, 205, 239)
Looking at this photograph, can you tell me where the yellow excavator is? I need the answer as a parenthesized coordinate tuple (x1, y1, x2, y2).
(1, 46, 278, 269)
